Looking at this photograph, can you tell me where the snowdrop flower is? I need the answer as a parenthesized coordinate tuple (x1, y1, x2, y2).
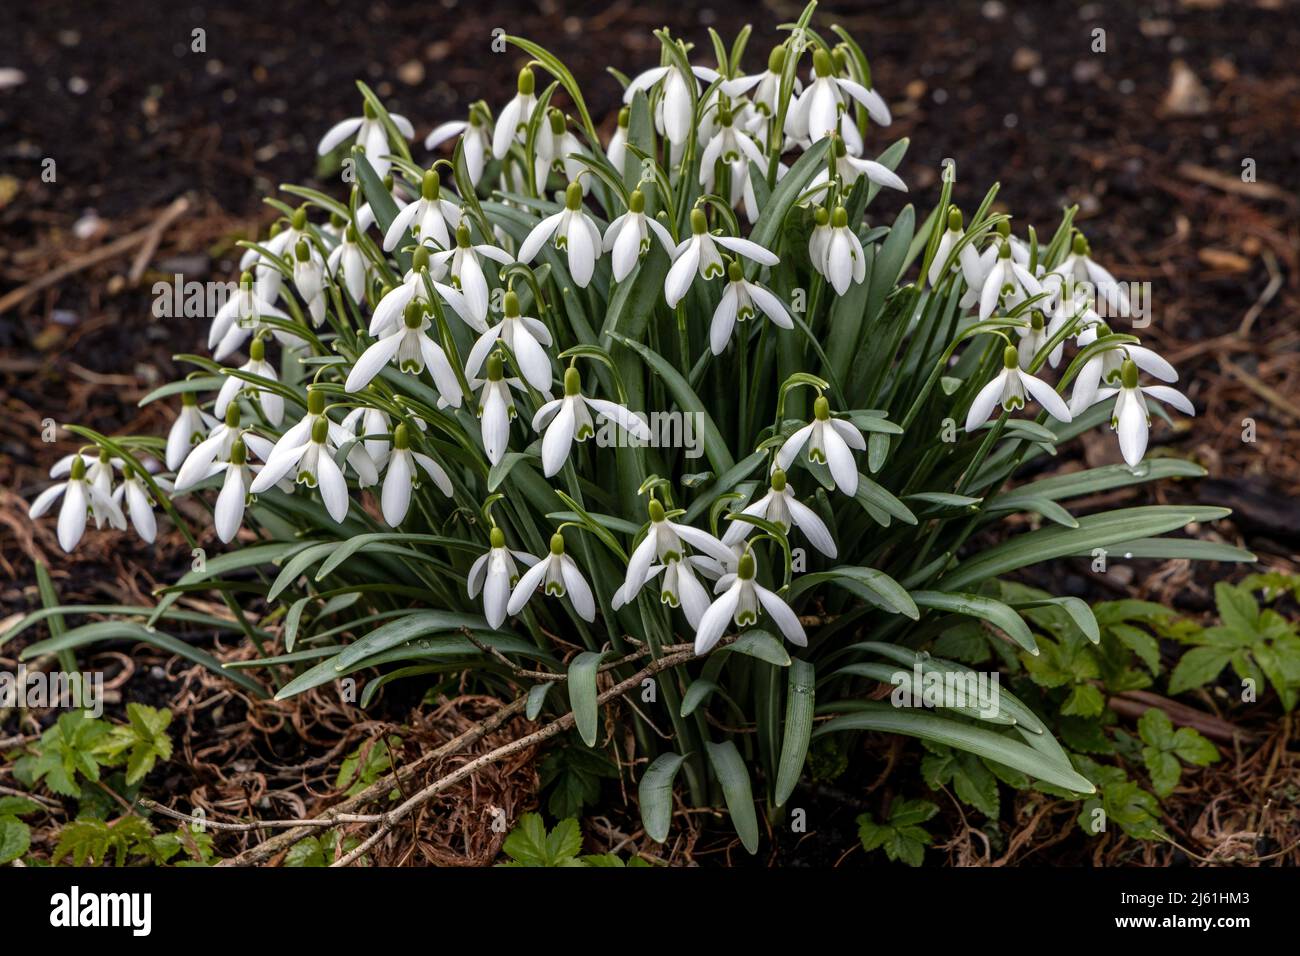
(425, 108, 492, 185)
(623, 59, 722, 147)
(810, 138, 907, 193)
(534, 108, 587, 192)
(208, 272, 289, 357)
(383, 170, 461, 253)
(927, 208, 986, 290)
(711, 260, 793, 354)
(516, 182, 603, 288)
(808, 207, 832, 278)
(317, 100, 413, 180)
(493, 67, 538, 160)
(471, 353, 530, 465)
(29, 455, 126, 552)
(785, 49, 890, 145)
(1050, 232, 1130, 317)
(468, 526, 539, 629)
(113, 466, 171, 545)
(699, 103, 765, 192)
(174, 405, 275, 492)
(506, 532, 596, 622)
(291, 240, 327, 326)
(1068, 326, 1178, 416)
(623, 498, 736, 605)
(603, 189, 675, 283)
(723, 45, 798, 122)
(380, 424, 453, 526)
(776, 396, 866, 496)
(241, 208, 320, 306)
(340, 406, 392, 470)
(532, 367, 650, 477)
(965, 346, 1072, 432)
(346, 301, 462, 406)
(51, 449, 118, 507)
(695, 550, 805, 655)
(327, 225, 370, 304)
(214, 337, 284, 426)
(465, 290, 553, 394)
(370, 246, 479, 336)
(722, 468, 836, 558)
(820, 205, 867, 296)
(248, 416, 351, 522)
(613, 553, 714, 628)
(166, 392, 216, 471)
(978, 241, 1044, 322)
(211, 437, 259, 543)
(251, 389, 378, 494)
(665, 208, 779, 308)
(1013, 309, 1067, 371)
(430, 223, 514, 325)
(606, 107, 630, 173)
(1096, 360, 1195, 467)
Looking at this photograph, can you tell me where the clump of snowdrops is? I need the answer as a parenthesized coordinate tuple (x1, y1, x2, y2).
(19, 4, 1251, 852)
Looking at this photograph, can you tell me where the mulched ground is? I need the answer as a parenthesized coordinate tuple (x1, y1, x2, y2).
(1, 0, 1297, 865)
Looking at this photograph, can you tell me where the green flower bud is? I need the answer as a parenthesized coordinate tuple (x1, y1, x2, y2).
(291, 207, 308, 231)
(998, 241, 1012, 259)
(1120, 358, 1139, 390)
(403, 301, 424, 328)
(1072, 232, 1088, 256)
(70, 456, 86, 481)
(548, 108, 565, 135)
(503, 290, 520, 316)
(831, 47, 847, 74)
(947, 207, 963, 232)
(421, 170, 441, 201)
(295, 239, 311, 262)
(648, 498, 665, 523)
(456, 223, 472, 248)
(230, 438, 247, 466)
(486, 352, 505, 381)
(489, 526, 506, 549)
(768, 45, 786, 74)
(181, 390, 198, 408)
(1030, 310, 1045, 330)
(565, 181, 583, 211)
(225, 403, 241, 428)
(727, 260, 744, 283)
(814, 206, 830, 226)
(771, 468, 787, 492)
(996, 219, 1010, 239)
(517, 67, 535, 96)
(831, 206, 848, 229)
(617, 106, 630, 129)
(737, 551, 756, 580)
(250, 337, 266, 361)
(812, 49, 833, 78)
(1003, 345, 1020, 369)
(240, 270, 254, 290)
(629, 189, 645, 214)
(345, 224, 358, 243)
(412, 245, 431, 272)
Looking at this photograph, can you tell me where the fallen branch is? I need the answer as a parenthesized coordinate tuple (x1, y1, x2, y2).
(329, 640, 717, 867)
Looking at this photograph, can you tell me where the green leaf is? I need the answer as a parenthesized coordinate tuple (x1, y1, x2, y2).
(705, 740, 759, 854)
(568, 651, 608, 747)
(813, 703, 1095, 793)
(786, 566, 918, 619)
(638, 752, 686, 844)
(0, 818, 30, 865)
(774, 658, 815, 806)
(1168, 645, 1234, 695)
(913, 590, 1035, 653)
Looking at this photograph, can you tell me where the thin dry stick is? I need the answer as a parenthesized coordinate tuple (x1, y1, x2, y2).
(222, 694, 529, 866)
(329, 641, 722, 868)
(0, 196, 190, 315)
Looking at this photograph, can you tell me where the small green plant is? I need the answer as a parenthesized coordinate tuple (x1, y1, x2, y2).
(1134, 708, 1219, 798)
(0, 796, 42, 865)
(52, 817, 215, 867)
(284, 831, 367, 866)
(1167, 581, 1300, 710)
(12, 704, 173, 798)
(856, 797, 939, 867)
(498, 812, 648, 867)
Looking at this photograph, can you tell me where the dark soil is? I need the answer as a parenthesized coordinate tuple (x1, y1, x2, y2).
(2, 0, 1298, 865)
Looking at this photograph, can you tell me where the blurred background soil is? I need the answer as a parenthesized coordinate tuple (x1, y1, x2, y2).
(0, 0, 1297, 864)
